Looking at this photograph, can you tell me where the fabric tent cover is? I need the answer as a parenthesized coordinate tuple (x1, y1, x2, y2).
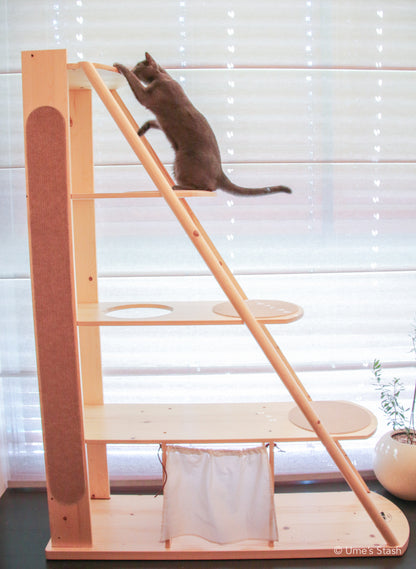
(161, 445, 278, 544)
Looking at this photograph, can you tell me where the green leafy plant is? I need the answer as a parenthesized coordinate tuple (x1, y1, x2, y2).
(372, 324, 416, 445)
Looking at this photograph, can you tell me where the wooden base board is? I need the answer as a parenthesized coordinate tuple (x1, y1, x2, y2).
(45, 491, 409, 560)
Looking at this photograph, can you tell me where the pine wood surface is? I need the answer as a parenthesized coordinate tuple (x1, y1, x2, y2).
(67, 62, 124, 89)
(83, 401, 377, 444)
(71, 190, 217, 198)
(45, 492, 409, 560)
(22, 49, 93, 546)
(77, 300, 304, 326)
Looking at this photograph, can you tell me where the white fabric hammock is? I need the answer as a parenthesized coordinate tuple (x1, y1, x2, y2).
(161, 445, 278, 544)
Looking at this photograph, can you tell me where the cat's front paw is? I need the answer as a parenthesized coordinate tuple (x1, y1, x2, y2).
(113, 62, 129, 75)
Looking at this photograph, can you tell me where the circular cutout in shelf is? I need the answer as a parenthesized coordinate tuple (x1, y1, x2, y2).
(105, 304, 173, 320)
(288, 401, 373, 434)
(213, 299, 303, 321)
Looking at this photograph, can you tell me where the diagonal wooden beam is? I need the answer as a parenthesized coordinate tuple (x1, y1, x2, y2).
(80, 60, 399, 547)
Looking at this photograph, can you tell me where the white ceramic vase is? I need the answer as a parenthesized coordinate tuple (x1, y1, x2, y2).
(373, 430, 416, 500)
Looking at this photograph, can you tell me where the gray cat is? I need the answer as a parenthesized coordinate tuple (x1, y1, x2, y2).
(114, 53, 292, 196)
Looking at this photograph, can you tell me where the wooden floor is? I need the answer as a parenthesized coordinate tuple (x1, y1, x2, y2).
(0, 480, 415, 569)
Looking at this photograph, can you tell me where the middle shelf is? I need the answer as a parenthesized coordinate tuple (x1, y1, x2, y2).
(77, 299, 304, 326)
(83, 401, 377, 445)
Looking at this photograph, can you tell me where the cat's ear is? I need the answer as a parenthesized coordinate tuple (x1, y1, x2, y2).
(145, 52, 157, 67)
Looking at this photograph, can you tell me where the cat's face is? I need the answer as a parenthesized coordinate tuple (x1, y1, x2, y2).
(133, 52, 160, 84)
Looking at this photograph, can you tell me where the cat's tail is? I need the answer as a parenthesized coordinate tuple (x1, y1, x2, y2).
(218, 174, 292, 196)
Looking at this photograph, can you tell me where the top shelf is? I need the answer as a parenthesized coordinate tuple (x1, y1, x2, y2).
(67, 62, 124, 89)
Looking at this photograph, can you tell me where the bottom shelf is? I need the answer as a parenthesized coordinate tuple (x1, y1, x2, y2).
(45, 491, 409, 560)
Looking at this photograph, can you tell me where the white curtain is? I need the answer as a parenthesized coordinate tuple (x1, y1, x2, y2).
(1, 0, 416, 486)
(161, 445, 277, 544)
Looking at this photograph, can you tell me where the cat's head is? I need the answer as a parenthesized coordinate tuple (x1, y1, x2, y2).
(133, 52, 163, 83)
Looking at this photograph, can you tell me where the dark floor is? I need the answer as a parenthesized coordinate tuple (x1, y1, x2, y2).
(0, 480, 414, 569)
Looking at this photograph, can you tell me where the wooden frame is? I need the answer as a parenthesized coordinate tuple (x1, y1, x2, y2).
(22, 49, 409, 560)
(22, 49, 92, 547)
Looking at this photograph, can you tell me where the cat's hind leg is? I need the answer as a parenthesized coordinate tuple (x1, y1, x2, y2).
(138, 120, 161, 136)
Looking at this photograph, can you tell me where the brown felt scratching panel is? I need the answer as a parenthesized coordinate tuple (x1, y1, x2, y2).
(26, 105, 86, 505)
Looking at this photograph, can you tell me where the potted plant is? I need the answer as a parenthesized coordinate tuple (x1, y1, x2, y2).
(371, 324, 416, 500)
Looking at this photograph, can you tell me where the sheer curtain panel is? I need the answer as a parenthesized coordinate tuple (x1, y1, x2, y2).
(1, 0, 416, 486)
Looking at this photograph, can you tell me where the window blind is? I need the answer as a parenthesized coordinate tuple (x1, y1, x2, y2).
(1, 0, 416, 486)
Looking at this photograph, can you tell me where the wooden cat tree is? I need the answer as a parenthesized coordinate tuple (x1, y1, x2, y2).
(21, 49, 409, 560)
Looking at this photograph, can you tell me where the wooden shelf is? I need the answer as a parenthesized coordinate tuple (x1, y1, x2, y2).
(77, 300, 304, 326)
(83, 401, 377, 445)
(71, 190, 217, 199)
(45, 492, 409, 560)
(67, 62, 124, 89)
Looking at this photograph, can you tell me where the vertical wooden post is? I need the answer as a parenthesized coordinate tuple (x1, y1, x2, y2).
(268, 441, 276, 548)
(22, 49, 92, 547)
(69, 87, 110, 499)
(161, 443, 171, 549)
